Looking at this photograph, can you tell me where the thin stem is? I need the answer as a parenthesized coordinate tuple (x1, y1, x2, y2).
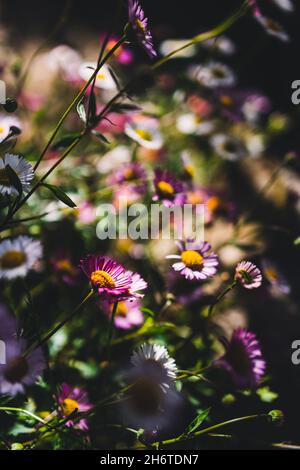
(148, 413, 265, 448)
(177, 365, 211, 381)
(24, 290, 94, 356)
(33, 33, 127, 173)
(207, 280, 238, 317)
(107, 301, 118, 360)
(0, 407, 47, 426)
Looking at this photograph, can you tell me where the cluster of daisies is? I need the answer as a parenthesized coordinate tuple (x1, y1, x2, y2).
(0, 0, 295, 449)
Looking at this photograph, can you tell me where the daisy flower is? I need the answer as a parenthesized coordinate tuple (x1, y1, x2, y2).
(58, 383, 92, 431)
(271, 0, 294, 12)
(131, 343, 177, 391)
(108, 162, 147, 195)
(189, 62, 236, 88)
(214, 328, 266, 389)
(153, 169, 186, 207)
(159, 39, 196, 58)
(78, 62, 117, 90)
(256, 16, 289, 42)
(79, 255, 147, 301)
(262, 259, 290, 295)
(0, 114, 21, 143)
(47, 45, 82, 83)
(166, 239, 219, 281)
(235, 261, 262, 289)
(128, 0, 157, 58)
(0, 236, 42, 280)
(125, 117, 163, 150)
(0, 154, 34, 196)
(176, 113, 215, 136)
(0, 339, 45, 396)
(210, 134, 246, 161)
(103, 299, 144, 330)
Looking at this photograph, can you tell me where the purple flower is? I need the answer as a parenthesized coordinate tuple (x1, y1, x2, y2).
(108, 162, 147, 195)
(0, 340, 45, 396)
(58, 383, 92, 431)
(235, 261, 262, 289)
(79, 255, 147, 301)
(214, 328, 266, 389)
(262, 259, 290, 295)
(128, 0, 157, 58)
(166, 239, 219, 281)
(153, 169, 186, 207)
(103, 299, 144, 330)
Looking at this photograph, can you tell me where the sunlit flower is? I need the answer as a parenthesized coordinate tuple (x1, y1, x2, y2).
(159, 39, 196, 58)
(108, 162, 147, 194)
(176, 113, 215, 136)
(271, 0, 294, 12)
(166, 239, 219, 281)
(131, 343, 177, 391)
(125, 117, 163, 149)
(103, 299, 144, 330)
(235, 261, 262, 289)
(262, 259, 290, 295)
(79, 255, 147, 301)
(102, 35, 134, 64)
(0, 154, 34, 196)
(256, 16, 289, 42)
(189, 62, 236, 88)
(210, 134, 246, 161)
(58, 383, 92, 431)
(47, 45, 82, 83)
(214, 328, 266, 389)
(153, 169, 186, 207)
(79, 62, 117, 90)
(0, 340, 45, 396)
(128, 0, 157, 58)
(0, 114, 21, 143)
(0, 236, 42, 280)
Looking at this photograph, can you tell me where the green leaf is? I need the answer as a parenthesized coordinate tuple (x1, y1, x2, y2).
(181, 408, 210, 437)
(0, 137, 17, 154)
(91, 130, 110, 144)
(5, 164, 23, 196)
(256, 386, 278, 403)
(110, 103, 141, 113)
(42, 183, 77, 208)
(141, 307, 156, 318)
(108, 67, 121, 90)
(51, 132, 81, 151)
(294, 236, 300, 246)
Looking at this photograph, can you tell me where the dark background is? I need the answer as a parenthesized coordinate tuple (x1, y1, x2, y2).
(1, 0, 299, 111)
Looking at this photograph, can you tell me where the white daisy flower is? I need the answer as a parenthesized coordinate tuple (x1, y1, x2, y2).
(0, 114, 21, 143)
(125, 118, 163, 150)
(0, 154, 34, 196)
(0, 236, 42, 280)
(159, 39, 197, 58)
(78, 62, 117, 90)
(131, 343, 177, 391)
(202, 36, 236, 55)
(47, 45, 82, 82)
(210, 134, 247, 161)
(271, 0, 294, 12)
(189, 62, 236, 88)
(176, 113, 215, 136)
(256, 16, 289, 42)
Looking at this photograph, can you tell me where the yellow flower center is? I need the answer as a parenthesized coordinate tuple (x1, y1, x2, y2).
(157, 181, 174, 196)
(90, 270, 116, 289)
(184, 164, 195, 178)
(4, 357, 29, 383)
(265, 268, 278, 281)
(116, 301, 128, 317)
(135, 129, 153, 141)
(0, 127, 5, 134)
(181, 250, 204, 268)
(207, 196, 221, 213)
(219, 95, 233, 106)
(135, 19, 146, 33)
(0, 168, 11, 187)
(62, 398, 79, 416)
(0, 250, 26, 270)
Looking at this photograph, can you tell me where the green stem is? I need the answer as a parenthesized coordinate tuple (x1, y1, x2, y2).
(24, 290, 94, 356)
(177, 365, 211, 380)
(152, 1, 249, 69)
(0, 407, 47, 426)
(207, 280, 237, 317)
(149, 414, 265, 448)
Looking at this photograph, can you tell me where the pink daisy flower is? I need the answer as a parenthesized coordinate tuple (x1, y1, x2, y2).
(214, 328, 266, 389)
(166, 239, 219, 281)
(235, 261, 262, 289)
(79, 255, 147, 301)
(103, 299, 144, 330)
(58, 383, 92, 431)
